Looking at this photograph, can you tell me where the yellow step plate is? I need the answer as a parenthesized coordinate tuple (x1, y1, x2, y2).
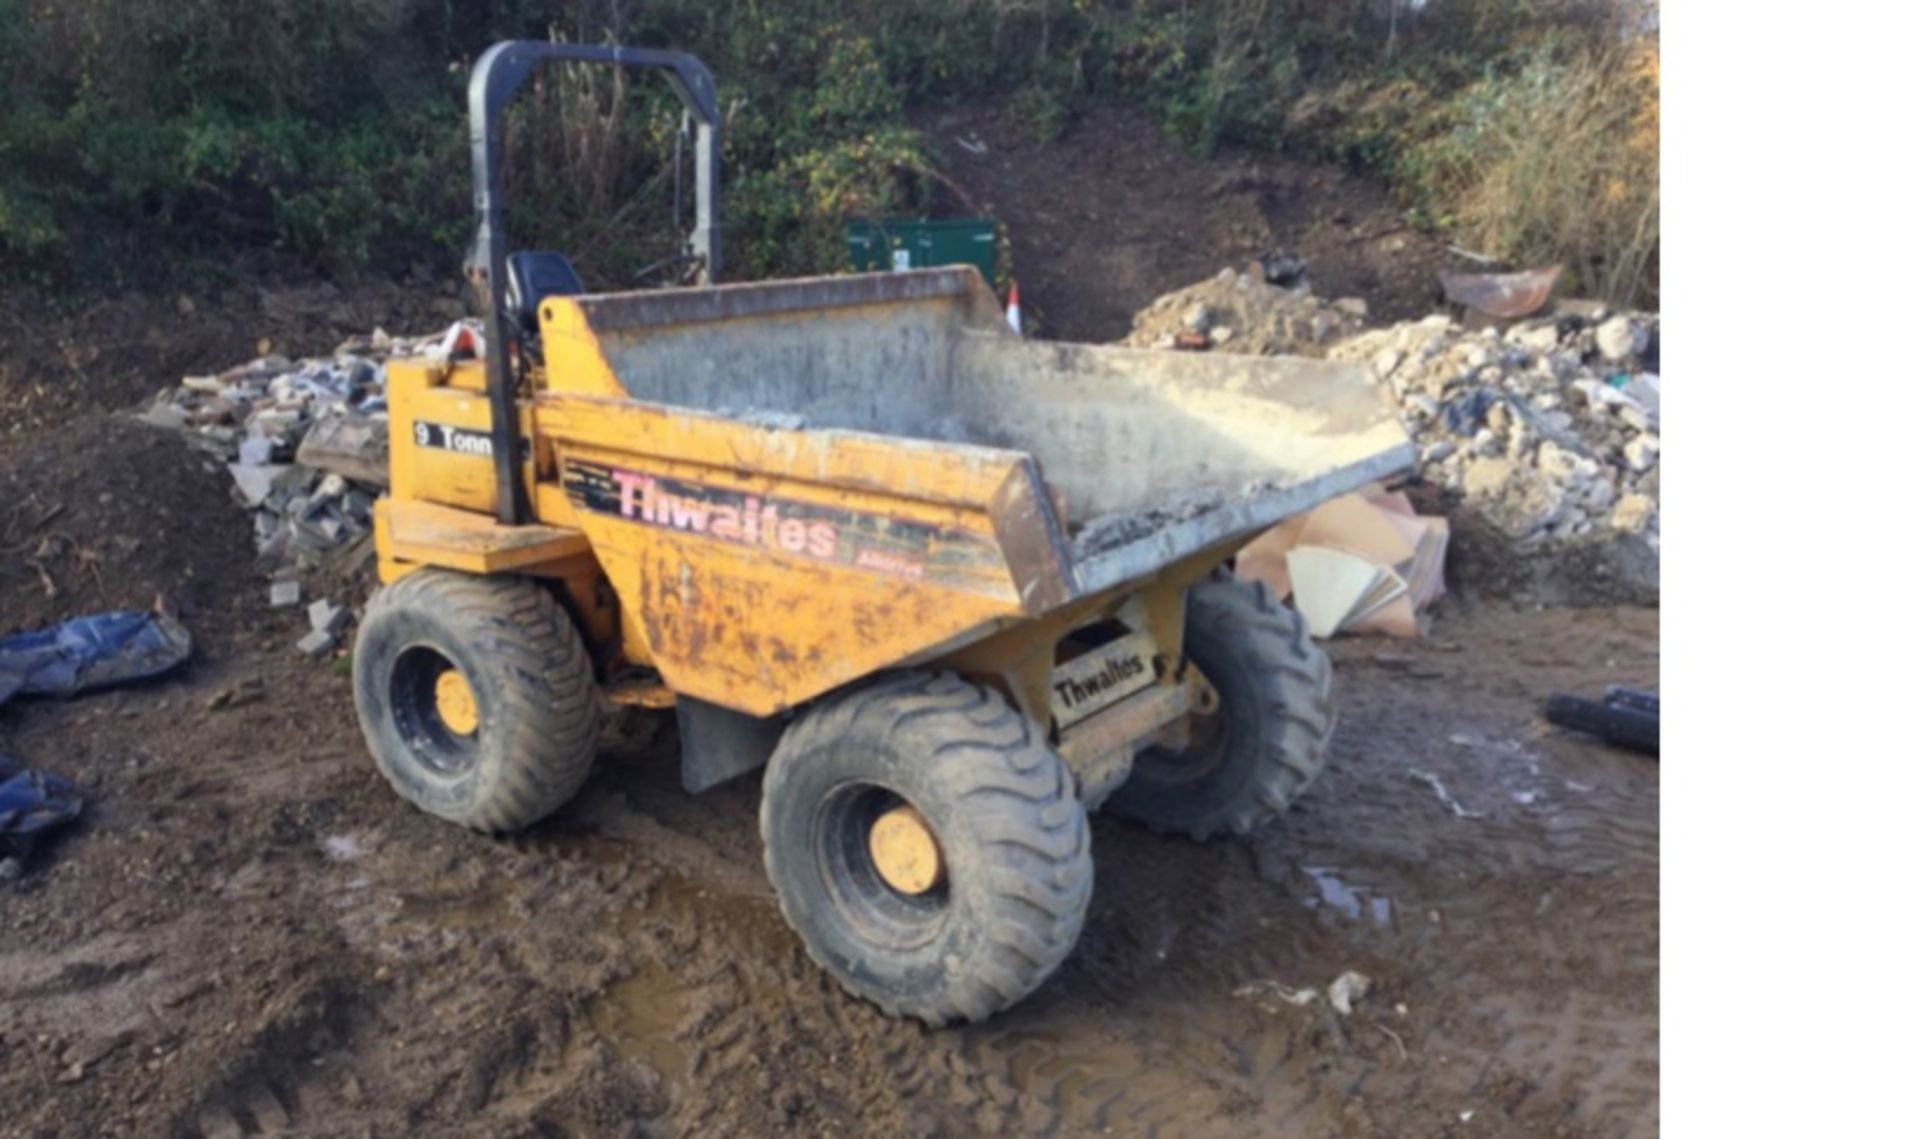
(378, 498, 593, 575)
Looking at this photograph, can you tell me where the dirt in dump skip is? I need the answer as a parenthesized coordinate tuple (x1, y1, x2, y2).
(2, 575, 1657, 1138)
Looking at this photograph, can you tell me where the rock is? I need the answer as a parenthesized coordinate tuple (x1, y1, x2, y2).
(1370, 347, 1404, 380)
(1610, 493, 1657, 534)
(140, 402, 190, 430)
(269, 579, 302, 608)
(308, 598, 349, 635)
(1331, 297, 1368, 320)
(1462, 457, 1514, 500)
(1595, 314, 1647, 361)
(1624, 434, 1660, 473)
(1421, 440, 1457, 464)
(1553, 297, 1610, 322)
(1507, 420, 1536, 457)
(1256, 251, 1309, 287)
(1480, 467, 1567, 539)
(1407, 393, 1440, 421)
(1582, 478, 1618, 512)
(296, 629, 338, 658)
(236, 434, 276, 466)
(0, 856, 22, 882)
(1485, 401, 1512, 436)
(313, 472, 349, 501)
(229, 463, 291, 507)
(1471, 427, 1501, 456)
(1507, 322, 1561, 354)
(1538, 441, 1601, 482)
(1207, 324, 1236, 346)
(1328, 971, 1371, 1016)
(1181, 303, 1212, 333)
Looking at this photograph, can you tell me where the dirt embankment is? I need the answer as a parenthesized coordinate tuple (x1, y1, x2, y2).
(0, 417, 258, 641)
(915, 102, 1459, 342)
(0, 269, 457, 444)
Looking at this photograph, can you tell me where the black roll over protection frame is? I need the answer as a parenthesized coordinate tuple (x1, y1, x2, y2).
(466, 40, 722, 526)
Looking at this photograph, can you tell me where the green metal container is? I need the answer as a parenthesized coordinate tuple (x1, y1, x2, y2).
(847, 218, 997, 282)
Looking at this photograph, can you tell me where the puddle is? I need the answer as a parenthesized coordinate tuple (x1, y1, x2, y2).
(1302, 866, 1393, 928)
(538, 833, 791, 1088)
(586, 960, 690, 1081)
(976, 1030, 1139, 1119)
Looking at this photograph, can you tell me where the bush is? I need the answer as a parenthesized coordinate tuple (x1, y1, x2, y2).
(1408, 37, 1660, 306)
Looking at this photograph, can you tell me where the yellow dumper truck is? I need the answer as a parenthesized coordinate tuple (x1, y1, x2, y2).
(352, 41, 1414, 1024)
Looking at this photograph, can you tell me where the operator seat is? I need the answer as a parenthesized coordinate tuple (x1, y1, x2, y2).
(503, 251, 585, 359)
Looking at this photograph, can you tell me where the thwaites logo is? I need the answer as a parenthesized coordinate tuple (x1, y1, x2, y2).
(1048, 632, 1158, 728)
(1053, 652, 1148, 711)
(562, 459, 999, 585)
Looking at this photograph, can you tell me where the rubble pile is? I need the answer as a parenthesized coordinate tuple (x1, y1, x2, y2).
(1328, 306, 1660, 598)
(143, 326, 456, 652)
(1122, 266, 1369, 356)
(1124, 269, 1662, 603)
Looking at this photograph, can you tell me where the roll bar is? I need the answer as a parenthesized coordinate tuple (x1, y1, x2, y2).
(467, 40, 722, 524)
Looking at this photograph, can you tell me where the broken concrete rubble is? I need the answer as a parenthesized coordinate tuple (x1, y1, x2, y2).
(295, 629, 338, 658)
(1123, 267, 1367, 357)
(1126, 270, 1661, 603)
(1326, 306, 1660, 601)
(308, 599, 350, 637)
(151, 326, 451, 639)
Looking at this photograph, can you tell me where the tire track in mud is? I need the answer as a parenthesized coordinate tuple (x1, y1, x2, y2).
(939, 818, 1398, 1136)
(543, 652, 1660, 1138)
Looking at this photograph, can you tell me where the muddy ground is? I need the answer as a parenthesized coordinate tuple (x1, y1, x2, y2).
(0, 427, 1658, 1138)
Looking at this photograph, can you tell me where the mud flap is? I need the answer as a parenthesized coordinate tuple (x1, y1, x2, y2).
(676, 697, 787, 793)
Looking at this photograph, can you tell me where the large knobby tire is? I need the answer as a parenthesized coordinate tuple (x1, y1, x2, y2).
(1106, 576, 1334, 841)
(760, 671, 1092, 1025)
(352, 569, 599, 833)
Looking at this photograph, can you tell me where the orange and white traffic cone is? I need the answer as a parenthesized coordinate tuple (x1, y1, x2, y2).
(1006, 281, 1023, 335)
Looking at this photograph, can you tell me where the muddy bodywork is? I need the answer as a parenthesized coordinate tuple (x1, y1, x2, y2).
(376, 267, 1410, 758)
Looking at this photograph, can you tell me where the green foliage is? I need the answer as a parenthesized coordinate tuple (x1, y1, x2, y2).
(0, 0, 1658, 305)
(1012, 85, 1069, 143)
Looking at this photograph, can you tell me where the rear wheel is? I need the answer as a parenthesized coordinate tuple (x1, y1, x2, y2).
(760, 672, 1092, 1025)
(1106, 576, 1333, 840)
(352, 569, 599, 832)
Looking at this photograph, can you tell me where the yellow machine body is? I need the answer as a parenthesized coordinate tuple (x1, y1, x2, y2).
(374, 267, 1411, 773)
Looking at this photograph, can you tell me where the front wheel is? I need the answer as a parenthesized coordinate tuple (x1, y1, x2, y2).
(760, 672, 1092, 1025)
(1105, 576, 1334, 841)
(352, 569, 600, 833)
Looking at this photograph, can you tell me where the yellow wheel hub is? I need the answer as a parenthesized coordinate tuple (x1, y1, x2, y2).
(868, 805, 945, 895)
(434, 668, 480, 736)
